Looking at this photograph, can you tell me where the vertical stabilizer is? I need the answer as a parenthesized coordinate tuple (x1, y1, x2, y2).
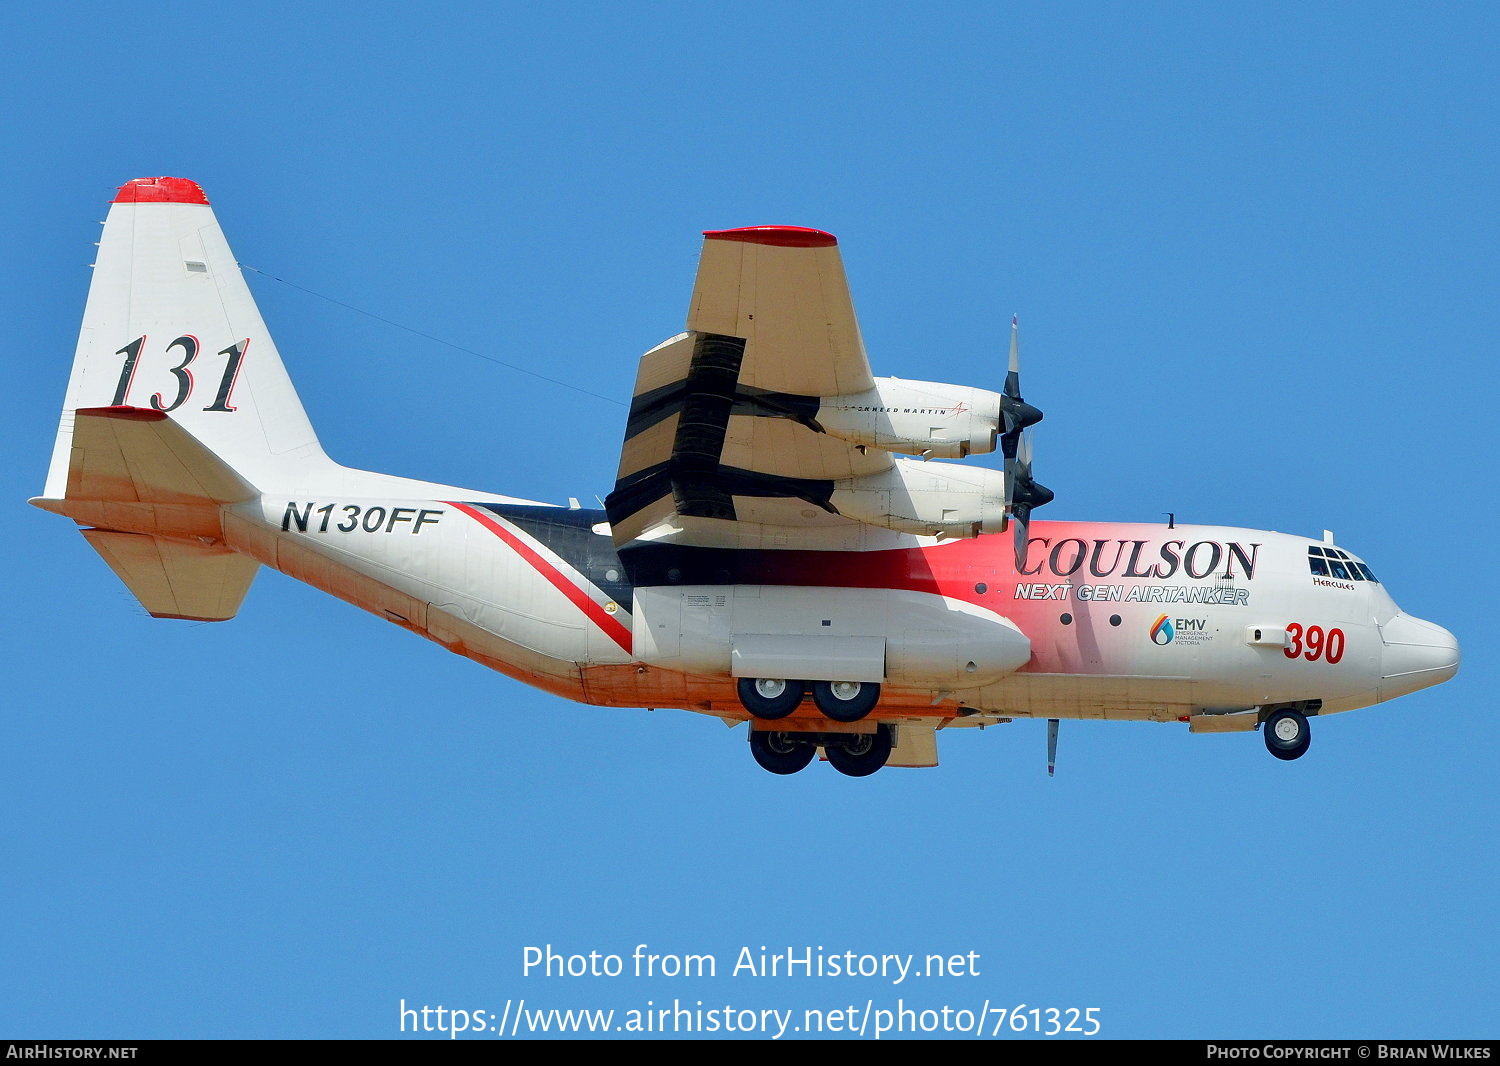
(34, 177, 533, 623)
(43, 177, 328, 500)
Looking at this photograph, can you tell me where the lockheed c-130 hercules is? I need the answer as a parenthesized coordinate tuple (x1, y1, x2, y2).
(33, 177, 1460, 776)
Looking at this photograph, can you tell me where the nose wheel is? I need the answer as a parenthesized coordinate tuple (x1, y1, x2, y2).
(1263, 708, 1311, 761)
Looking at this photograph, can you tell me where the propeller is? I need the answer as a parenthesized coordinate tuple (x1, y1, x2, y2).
(1000, 316, 1052, 569)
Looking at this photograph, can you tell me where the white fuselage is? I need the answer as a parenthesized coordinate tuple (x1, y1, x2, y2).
(219, 496, 1459, 728)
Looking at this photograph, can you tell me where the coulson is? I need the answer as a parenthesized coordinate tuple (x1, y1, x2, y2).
(1018, 538, 1261, 581)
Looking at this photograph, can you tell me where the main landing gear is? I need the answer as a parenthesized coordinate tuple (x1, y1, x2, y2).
(823, 726, 893, 777)
(736, 677, 803, 719)
(748, 729, 817, 775)
(1262, 707, 1311, 761)
(810, 680, 880, 721)
(748, 725, 894, 777)
(738, 676, 891, 776)
(736, 677, 882, 723)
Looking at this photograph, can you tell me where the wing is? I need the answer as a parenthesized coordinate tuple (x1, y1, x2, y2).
(606, 227, 1008, 550)
(608, 227, 890, 549)
(688, 226, 874, 397)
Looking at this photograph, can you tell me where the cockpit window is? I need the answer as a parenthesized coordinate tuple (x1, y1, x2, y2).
(1308, 545, 1380, 583)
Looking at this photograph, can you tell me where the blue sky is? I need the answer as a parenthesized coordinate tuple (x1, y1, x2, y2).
(2, 2, 1495, 1040)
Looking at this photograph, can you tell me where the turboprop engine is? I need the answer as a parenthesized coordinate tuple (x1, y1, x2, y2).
(832, 458, 1007, 538)
(815, 378, 1002, 458)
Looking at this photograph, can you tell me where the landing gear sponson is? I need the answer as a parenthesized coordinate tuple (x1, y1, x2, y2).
(739, 676, 891, 776)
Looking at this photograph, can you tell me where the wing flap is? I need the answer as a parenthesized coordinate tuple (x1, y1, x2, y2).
(720, 414, 886, 481)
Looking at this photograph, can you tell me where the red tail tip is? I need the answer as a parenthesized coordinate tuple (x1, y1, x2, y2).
(703, 226, 836, 248)
(113, 177, 209, 205)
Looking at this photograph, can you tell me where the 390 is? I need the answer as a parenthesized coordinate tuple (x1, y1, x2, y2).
(1284, 623, 1345, 664)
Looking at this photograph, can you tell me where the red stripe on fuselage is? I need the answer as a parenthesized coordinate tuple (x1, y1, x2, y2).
(447, 502, 633, 653)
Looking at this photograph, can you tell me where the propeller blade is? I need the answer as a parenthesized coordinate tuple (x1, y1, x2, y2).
(1001, 437, 1018, 530)
(1000, 316, 1042, 436)
(1000, 318, 1023, 530)
(998, 317, 1050, 556)
(1009, 431, 1054, 568)
(1005, 315, 1022, 400)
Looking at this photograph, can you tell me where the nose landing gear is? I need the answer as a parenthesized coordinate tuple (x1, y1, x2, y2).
(1262, 707, 1311, 761)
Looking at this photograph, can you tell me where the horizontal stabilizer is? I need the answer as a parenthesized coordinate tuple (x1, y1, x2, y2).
(65, 405, 256, 505)
(80, 530, 259, 621)
(31, 406, 257, 539)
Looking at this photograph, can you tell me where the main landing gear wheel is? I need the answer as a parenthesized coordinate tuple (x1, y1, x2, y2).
(749, 730, 816, 775)
(811, 679, 881, 722)
(737, 677, 804, 720)
(1263, 708, 1311, 761)
(824, 725, 894, 777)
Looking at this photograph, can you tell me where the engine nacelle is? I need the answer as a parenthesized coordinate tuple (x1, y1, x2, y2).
(817, 378, 1001, 458)
(832, 457, 1006, 538)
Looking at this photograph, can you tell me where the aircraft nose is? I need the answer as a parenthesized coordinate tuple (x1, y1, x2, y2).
(1380, 612, 1460, 698)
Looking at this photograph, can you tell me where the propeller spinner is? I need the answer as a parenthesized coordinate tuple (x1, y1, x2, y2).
(1000, 316, 1052, 568)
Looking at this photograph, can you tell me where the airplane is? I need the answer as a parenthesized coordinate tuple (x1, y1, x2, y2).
(32, 177, 1461, 777)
